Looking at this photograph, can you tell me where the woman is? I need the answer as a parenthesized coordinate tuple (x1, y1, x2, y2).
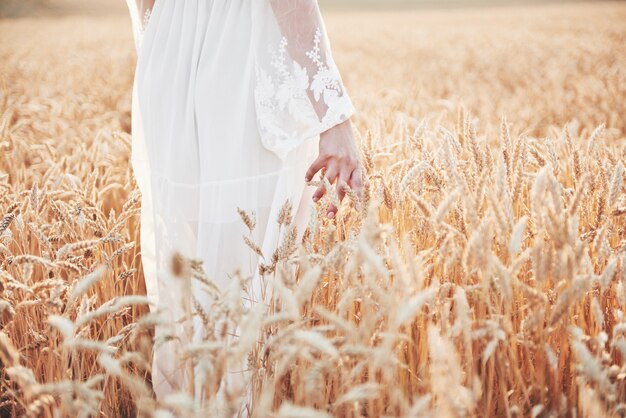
(125, 0, 363, 408)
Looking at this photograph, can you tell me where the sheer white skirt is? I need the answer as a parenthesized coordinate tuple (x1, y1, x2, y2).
(130, 0, 324, 401)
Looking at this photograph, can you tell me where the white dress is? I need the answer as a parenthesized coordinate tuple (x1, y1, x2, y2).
(125, 0, 356, 406)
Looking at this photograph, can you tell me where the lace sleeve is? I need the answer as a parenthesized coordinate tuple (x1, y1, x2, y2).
(125, 0, 155, 53)
(251, 0, 356, 161)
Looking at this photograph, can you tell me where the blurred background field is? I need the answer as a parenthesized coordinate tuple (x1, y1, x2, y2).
(1, 0, 626, 417)
(0, 0, 621, 16)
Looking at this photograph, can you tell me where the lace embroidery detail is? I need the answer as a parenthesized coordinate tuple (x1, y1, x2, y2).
(254, 27, 355, 159)
(306, 28, 343, 107)
(141, 8, 152, 34)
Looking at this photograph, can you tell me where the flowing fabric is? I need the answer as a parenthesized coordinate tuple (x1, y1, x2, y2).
(124, 0, 355, 410)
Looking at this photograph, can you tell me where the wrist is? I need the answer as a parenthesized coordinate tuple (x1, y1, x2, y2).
(321, 118, 353, 140)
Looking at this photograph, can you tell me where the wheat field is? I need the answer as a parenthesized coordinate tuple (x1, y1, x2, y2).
(1, 2, 626, 417)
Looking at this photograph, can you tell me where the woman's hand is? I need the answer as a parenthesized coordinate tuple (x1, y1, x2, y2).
(304, 119, 364, 219)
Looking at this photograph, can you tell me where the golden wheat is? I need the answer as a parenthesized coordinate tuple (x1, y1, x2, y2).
(0, 2, 626, 417)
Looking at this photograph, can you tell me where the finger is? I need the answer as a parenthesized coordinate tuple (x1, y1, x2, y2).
(324, 162, 339, 185)
(305, 154, 327, 182)
(327, 202, 338, 219)
(312, 163, 338, 203)
(326, 165, 341, 219)
(349, 165, 364, 201)
(337, 167, 352, 204)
